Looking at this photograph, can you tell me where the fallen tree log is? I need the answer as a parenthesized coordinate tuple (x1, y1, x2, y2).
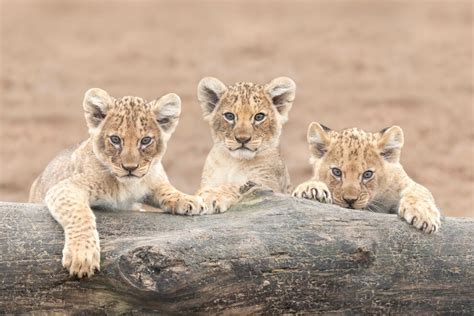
(1, 191, 473, 314)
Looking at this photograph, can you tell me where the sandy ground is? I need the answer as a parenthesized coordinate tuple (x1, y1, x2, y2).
(0, 0, 472, 217)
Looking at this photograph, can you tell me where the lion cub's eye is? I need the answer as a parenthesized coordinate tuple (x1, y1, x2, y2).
(362, 170, 374, 180)
(109, 135, 121, 146)
(254, 113, 266, 122)
(223, 112, 235, 121)
(157, 118, 170, 124)
(331, 167, 342, 178)
(141, 136, 153, 146)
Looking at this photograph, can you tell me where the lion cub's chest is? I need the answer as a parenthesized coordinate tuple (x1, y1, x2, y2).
(202, 147, 277, 187)
(204, 156, 265, 187)
(210, 163, 251, 186)
(95, 179, 150, 211)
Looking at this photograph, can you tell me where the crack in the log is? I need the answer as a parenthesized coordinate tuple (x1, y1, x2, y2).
(262, 267, 299, 275)
(269, 251, 290, 259)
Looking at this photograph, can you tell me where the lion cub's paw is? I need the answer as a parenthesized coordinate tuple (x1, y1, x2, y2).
(199, 192, 236, 214)
(399, 196, 441, 233)
(174, 194, 207, 216)
(62, 233, 100, 278)
(292, 180, 332, 204)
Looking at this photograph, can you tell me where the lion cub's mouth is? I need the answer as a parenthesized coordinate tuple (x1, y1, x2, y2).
(230, 145, 257, 153)
(124, 174, 141, 178)
(227, 145, 259, 160)
(116, 174, 145, 183)
(115, 171, 146, 180)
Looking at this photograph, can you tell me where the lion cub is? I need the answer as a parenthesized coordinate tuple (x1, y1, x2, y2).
(293, 123, 441, 233)
(29, 88, 206, 277)
(196, 77, 295, 213)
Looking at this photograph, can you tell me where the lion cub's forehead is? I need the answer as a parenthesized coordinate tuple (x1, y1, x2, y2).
(114, 96, 149, 111)
(110, 96, 151, 119)
(106, 96, 156, 133)
(223, 82, 268, 109)
(328, 128, 381, 165)
(331, 128, 379, 143)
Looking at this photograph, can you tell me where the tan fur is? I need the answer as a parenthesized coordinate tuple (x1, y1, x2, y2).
(293, 123, 441, 233)
(29, 88, 206, 278)
(196, 77, 295, 213)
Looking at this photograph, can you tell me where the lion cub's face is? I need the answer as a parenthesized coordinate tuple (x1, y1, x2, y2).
(83, 88, 181, 180)
(307, 123, 404, 210)
(197, 77, 296, 159)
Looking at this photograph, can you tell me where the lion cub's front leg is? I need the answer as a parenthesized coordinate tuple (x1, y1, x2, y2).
(399, 183, 441, 233)
(45, 180, 100, 278)
(292, 179, 332, 204)
(151, 182, 207, 216)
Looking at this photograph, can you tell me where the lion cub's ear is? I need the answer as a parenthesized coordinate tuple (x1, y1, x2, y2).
(264, 77, 296, 122)
(83, 88, 114, 132)
(378, 126, 404, 163)
(197, 77, 228, 119)
(307, 122, 332, 160)
(150, 93, 181, 136)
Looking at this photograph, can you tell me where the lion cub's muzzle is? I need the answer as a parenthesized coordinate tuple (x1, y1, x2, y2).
(226, 135, 262, 152)
(339, 196, 369, 210)
(116, 161, 150, 179)
(121, 163, 140, 177)
(233, 135, 256, 152)
(235, 135, 251, 145)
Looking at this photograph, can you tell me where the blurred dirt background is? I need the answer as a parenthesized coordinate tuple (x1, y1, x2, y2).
(0, 0, 472, 217)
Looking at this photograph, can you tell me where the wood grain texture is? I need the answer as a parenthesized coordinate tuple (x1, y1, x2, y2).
(1, 192, 473, 314)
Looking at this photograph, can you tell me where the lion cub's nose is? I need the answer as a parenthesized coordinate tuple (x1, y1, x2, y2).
(343, 197, 358, 208)
(235, 135, 251, 145)
(121, 163, 139, 172)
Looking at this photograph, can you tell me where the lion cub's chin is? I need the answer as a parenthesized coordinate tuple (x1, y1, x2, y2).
(229, 147, 258, 160)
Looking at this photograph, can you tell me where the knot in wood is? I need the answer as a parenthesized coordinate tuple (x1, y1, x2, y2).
(352, 246, 376, 267)
(118, 246, 188, 293)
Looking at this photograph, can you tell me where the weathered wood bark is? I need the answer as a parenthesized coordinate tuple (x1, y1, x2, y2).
(1, 192, 473, 314)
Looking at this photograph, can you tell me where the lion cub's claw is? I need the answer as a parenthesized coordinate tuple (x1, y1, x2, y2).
(399, 197, 441, 234)
(199, 192, 233, 214)
(175, 195, 207, 216)
(292, 180, 332, 204)
(210, 197, 232, 214)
